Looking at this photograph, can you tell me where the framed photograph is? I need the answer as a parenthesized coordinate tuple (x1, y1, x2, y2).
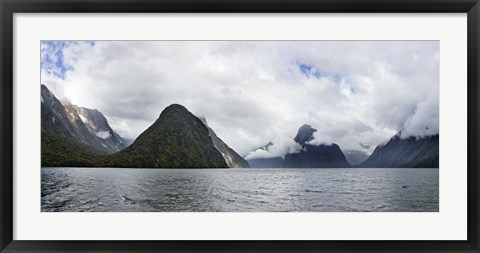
(1, 0, 479, 252)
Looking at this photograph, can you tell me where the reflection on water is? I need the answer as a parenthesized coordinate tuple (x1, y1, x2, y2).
(41, 167, 439, 212)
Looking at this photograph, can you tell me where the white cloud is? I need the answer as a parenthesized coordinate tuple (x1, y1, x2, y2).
(400, 93, 439, 138)
(41, 41, 439, 157)
(244, 137, 302, 160)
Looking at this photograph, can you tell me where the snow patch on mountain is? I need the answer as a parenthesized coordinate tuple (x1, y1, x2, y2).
(96, 131, 111, 139)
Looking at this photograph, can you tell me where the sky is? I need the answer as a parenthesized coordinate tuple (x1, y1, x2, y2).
(40, 41, 439, 159)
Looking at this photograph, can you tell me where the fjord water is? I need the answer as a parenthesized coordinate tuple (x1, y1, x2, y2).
(41, 167, 438, 212)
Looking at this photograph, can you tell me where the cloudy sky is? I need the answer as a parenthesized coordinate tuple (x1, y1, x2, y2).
(41, 41, 439, 159)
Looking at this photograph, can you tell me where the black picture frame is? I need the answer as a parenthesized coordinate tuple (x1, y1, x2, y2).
(1, 0, 479, 252)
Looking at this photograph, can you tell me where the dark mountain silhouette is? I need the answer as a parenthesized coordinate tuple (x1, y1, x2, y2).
(360, 133, 439, 168)
(247, 157, 284, 168)
(283, 143, 350, 168)
(246, 124, 350, 168)
(283, 124, 350, 168)
(101, 104, 228, 168)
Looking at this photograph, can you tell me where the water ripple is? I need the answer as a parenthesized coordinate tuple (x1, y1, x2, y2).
(41, 167, 439, 212)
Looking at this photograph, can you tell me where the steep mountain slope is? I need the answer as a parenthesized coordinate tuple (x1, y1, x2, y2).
(102, 104, 228, 168)
(199, 117, 250, 168)
(360, 133, 439, 168)
(75, 106, 131, 150)
(41, 85, 96, 149)
(41, 84, 129, 166)
(41, 85, 127, 153)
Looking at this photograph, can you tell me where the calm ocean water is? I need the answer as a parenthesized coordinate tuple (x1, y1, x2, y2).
(41, 167, 438, 212)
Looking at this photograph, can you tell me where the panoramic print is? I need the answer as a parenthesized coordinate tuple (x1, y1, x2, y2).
(41, 41, 439, 212)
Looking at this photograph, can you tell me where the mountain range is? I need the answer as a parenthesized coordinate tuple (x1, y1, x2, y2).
(41, 85, 249, 168)
(41, 84, 439, 169)
(247, 126, 439, 169)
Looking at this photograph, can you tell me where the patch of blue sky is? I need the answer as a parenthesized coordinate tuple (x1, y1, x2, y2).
(298, 63, 325, 79)
(297, 62, 358, 95)
(299, 63, 312, 75)
(297, 63, 332, 80)
(41, 41, 95, 80)
(41, 41, 72, 79)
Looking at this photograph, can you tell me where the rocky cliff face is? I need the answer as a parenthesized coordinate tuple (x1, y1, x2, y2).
(199, 117, 250, 168)
(42, 85, 115, 166)
(41, 85, 128, 154)
(75, 106, 131, 150)
(41, 84, 130, 166)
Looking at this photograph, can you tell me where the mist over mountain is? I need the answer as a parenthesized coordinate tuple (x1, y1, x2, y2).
(283, 125, 350, 168)
(245, 142, 283, 168)
(246, 124, 350, 168)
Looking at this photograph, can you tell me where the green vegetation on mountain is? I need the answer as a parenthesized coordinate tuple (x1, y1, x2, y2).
(100, 104, 228, 168)
(41, 129, 103, 167)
